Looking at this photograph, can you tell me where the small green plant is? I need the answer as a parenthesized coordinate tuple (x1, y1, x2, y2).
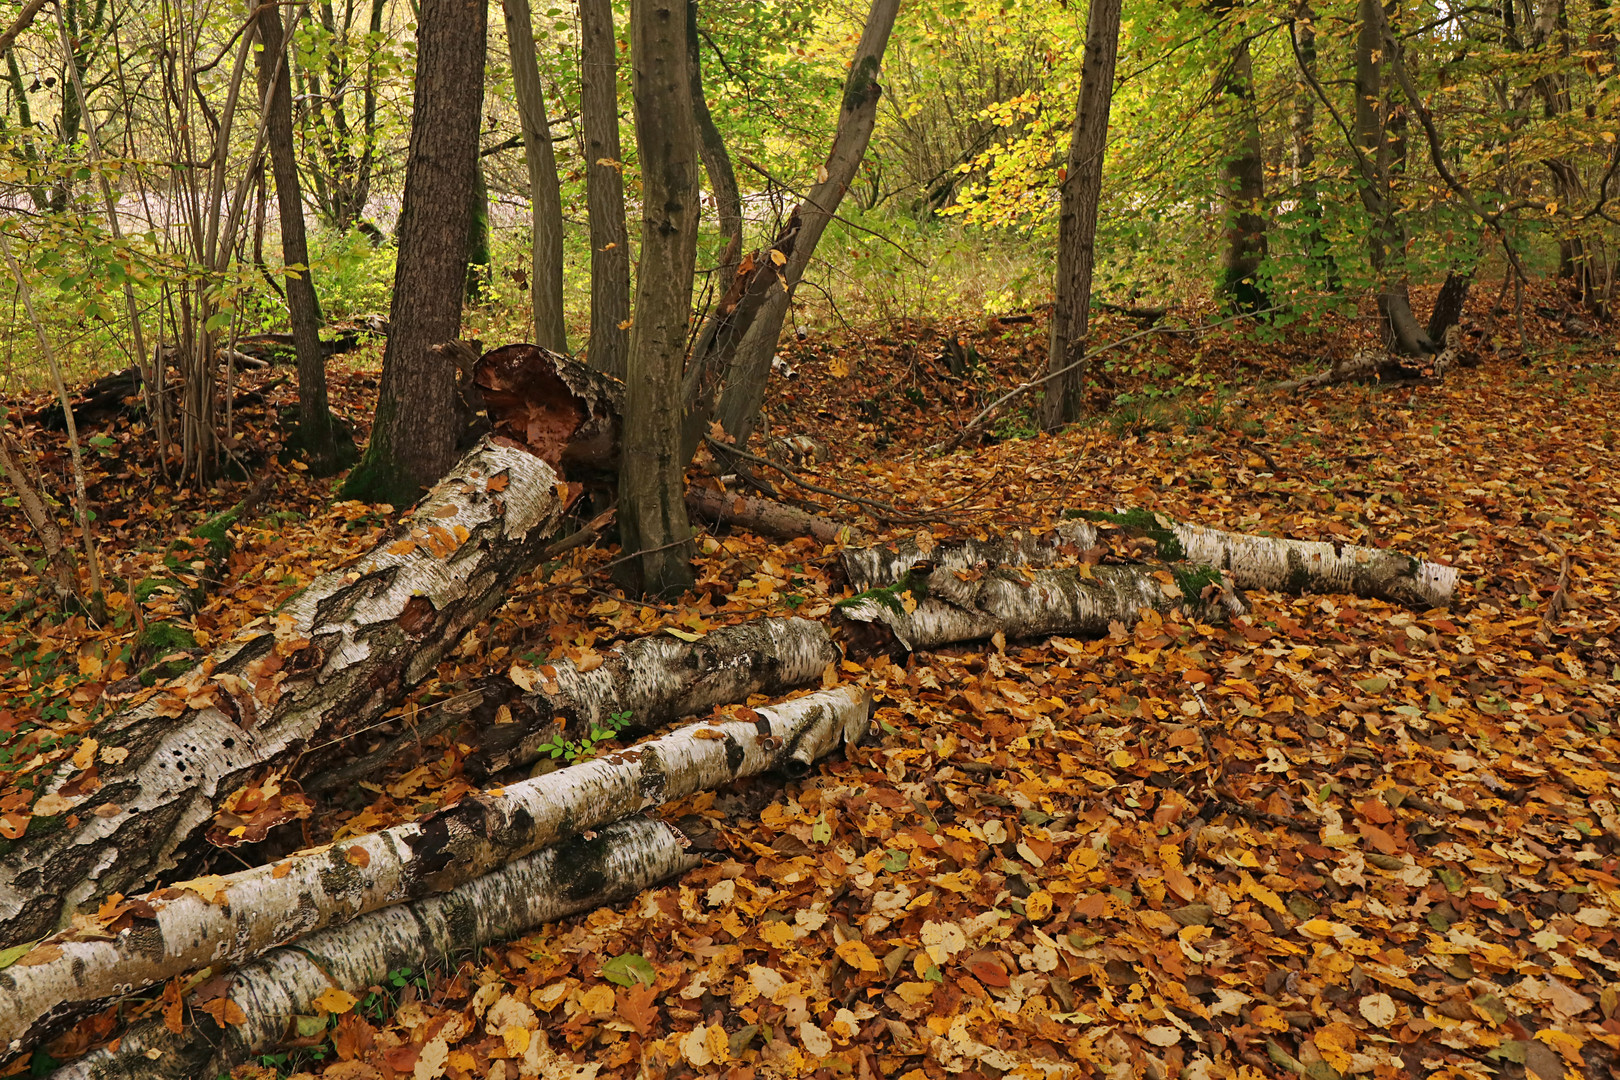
(535, 709, 634, 763)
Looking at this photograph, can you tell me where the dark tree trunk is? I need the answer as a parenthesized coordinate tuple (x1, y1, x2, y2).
(1427, 267, 1473, 342)
(688, 0, 742, 285)
(254, 0, 339, 474)
(705, 0, 902, 452)
(343, 0, 487, 507)
(1216, 19, 1269, 311)
(580, 0, 631, 378)
(1353, 0, 1432, 354)
(1042, 0, 1122, 429)
(619, 0, 699, 597)
(1290, 2, 1337, 288)
(503, 0, 570, 351)
(467, 164, 492, 303)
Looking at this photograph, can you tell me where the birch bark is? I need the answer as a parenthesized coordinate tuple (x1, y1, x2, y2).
(49, 818, 696, 1080)
(4, 690, 867, 1060)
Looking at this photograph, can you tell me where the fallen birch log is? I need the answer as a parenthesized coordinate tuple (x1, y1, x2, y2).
(834, 561, 1244, 652)
(1062, 510, 1457, 609)
(50, 817, 697, 1080)
(464, 615, 839, 779)
(0, 347, 618, 949)
(2, 687, 869, 1061)
(843, 510, 1456, 610)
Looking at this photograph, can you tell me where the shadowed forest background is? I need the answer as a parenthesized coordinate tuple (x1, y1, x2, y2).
(0, 0, 1618, 1077)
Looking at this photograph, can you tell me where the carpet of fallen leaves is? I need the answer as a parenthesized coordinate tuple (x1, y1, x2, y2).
(2, 287, 1619, 1080)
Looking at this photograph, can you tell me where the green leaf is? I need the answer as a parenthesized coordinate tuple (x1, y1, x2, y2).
(294, 1014, 326, 1038)
(810, 813, 831, 844)
(601, 953, 656, 987)
(0, 942, 34, 969)
(1355, 677, 1389, 693)
(881, 848, 910, 872)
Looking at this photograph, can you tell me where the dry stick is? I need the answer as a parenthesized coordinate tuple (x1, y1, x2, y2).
(1538, 530, 1571, 637)
(0, 233, 105, 608)
(934, 305, 1279, 453)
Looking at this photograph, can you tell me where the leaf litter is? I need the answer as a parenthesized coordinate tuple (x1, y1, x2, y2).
(0, 293, 1617, 1080)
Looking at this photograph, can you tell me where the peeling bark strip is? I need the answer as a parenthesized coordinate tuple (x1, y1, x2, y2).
(466, 616, 838, 779)
(0, 348, 612, 950)
(834, 562, 1244, 653)
(1, 688, 867, 1060)
(50, 818, 696, 1080)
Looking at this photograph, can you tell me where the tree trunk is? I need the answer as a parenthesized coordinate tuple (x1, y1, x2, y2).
(467, 163, 492, 302)
(1290, 2, 1337, 288)
(2, 690, 866, 1060)
(254, 0, 339, 475)
(1216, 14, 1269, 312)
(704, 0, 902, 452)
(1353, 0, 1432, 355)
(0, 351, 618, 950)
(49, 819, 697, 1080)
(1041, 0, 1122, 429)
(620, 0, 700, 597)
(688, 0, 742, 286)
(464, 616, 839, 778)
(503, 0, 570, 352)
(342, 0, 487, 507)
(580, 0, 631, 378)
(1426, 266, 1473, 342)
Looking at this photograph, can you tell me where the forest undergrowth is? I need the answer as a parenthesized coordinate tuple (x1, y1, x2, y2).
(2, 288, 1618, 1080)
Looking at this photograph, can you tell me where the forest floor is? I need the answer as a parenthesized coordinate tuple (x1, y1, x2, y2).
(2, 288, 1619, 1080)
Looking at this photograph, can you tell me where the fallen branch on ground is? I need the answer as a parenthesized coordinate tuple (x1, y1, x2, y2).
(686, 484, 863, 545)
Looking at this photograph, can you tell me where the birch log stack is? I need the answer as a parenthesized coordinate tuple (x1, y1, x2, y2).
(2, 688, 870, 1061)
(51, 818, 697, 1080)
(0, 346, 616, 949)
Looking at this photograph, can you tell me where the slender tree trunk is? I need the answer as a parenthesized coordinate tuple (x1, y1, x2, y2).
(1290, 2, 1337, 287)
(1215, 14, 1269, 311)
(343, 0, 487, 506)
(704, 0, 903, 451)
(254, 0, 339, 474)
(503, 0, 570, 351)
(688, 0, 742, 284)
(467, 163, 492, 302)
(580, 0, 631, 377)
(1427, 266, 1473, 342)
(1353, 0, 1431, 354)
(620, 0, 700, 597)
(1041, 0, 1122, 429)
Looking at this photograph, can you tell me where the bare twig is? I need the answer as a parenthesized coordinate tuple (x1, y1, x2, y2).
(706, 437, 947, 524)
(1538, 530, 1571, 636)
(0, 0, 48, 58)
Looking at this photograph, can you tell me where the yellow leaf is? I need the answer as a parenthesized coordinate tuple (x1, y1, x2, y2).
(71, 739, 98, 770)
(1024, 890, 1053, 922)
(769, 249, 787, 266)
(759, 921, 795, 949)
(1241, 872, 1285, 914)
(665, 627, 703, 642)
(313, 987, 359, 1015)
(501, 1025, 531, 1055)
(835, 939, 880, 972)
(172, 874, 231, 904)
(1359, 992, 1397, 1027)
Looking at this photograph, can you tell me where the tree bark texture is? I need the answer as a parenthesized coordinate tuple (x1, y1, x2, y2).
(0, 350, 617, 950)
(502, 0, 570, 353)
(465, 616, 839, 778)
(343, 0, 487, 506)
(1042, 0, 1122, 429)
(580, 0, 631, 378)
(254, 0, 337, 473)
(707, 0, 901, 451)
(621, 0, 700, 597)
(685, 485, 864, 546)
(1290, 2, 1335, 287)
(48, 819, 696, 1080)
(4, 689, 867, 1061)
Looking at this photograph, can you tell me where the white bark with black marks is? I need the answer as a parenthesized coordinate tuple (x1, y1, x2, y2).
(49, 818, 696, 1080)
(3, 689, 867, 1060)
